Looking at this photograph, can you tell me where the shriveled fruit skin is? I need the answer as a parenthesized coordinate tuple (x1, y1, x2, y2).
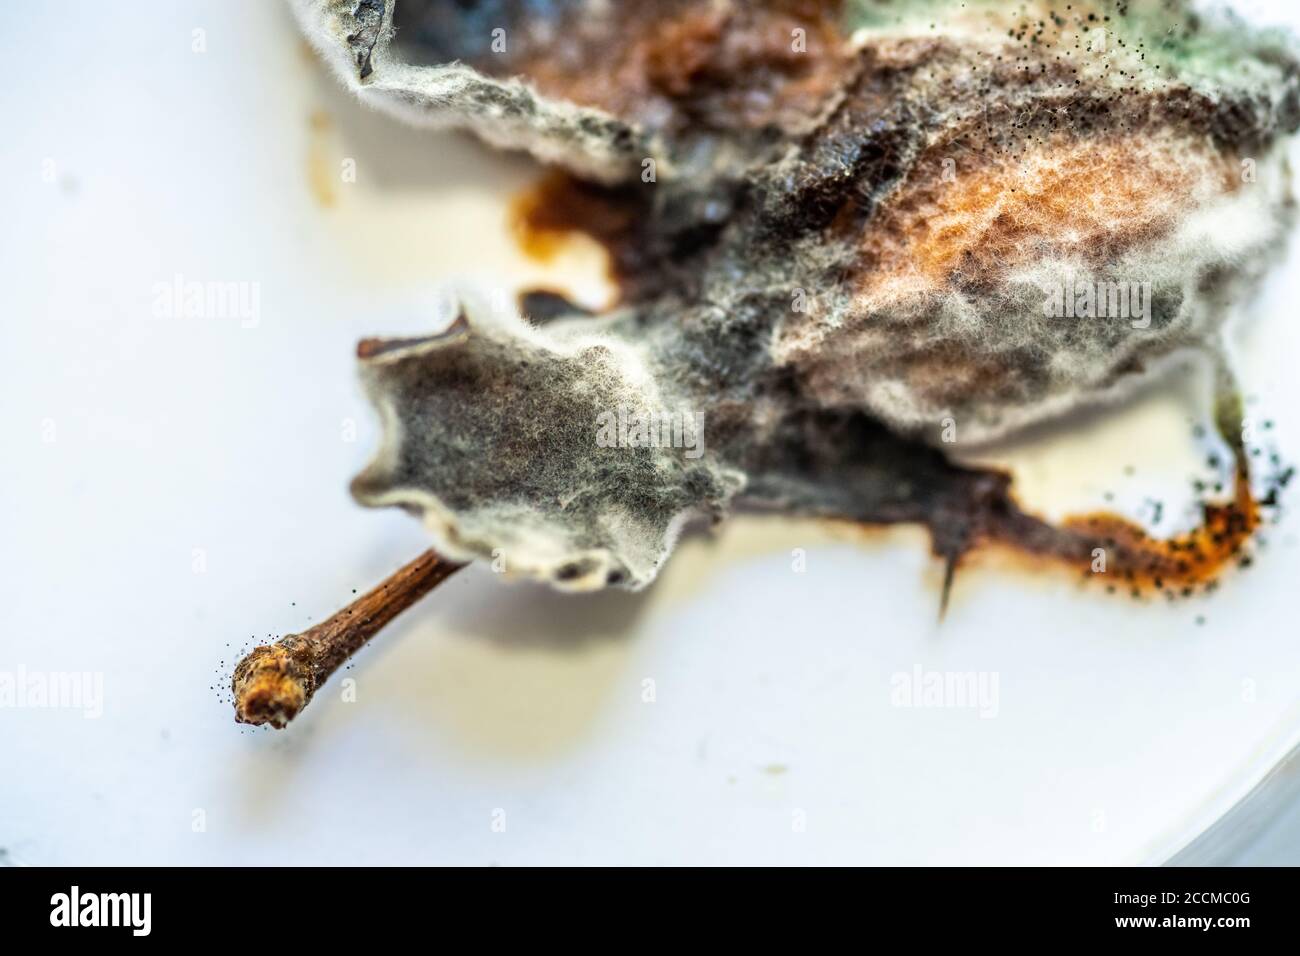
(295, 0, 1299, 590)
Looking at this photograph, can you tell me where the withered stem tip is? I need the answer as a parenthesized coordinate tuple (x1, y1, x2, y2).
(231, 550, 464, 729)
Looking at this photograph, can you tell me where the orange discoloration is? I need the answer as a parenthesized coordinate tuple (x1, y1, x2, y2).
(1057, 463, 1260, 595)
(505, 0, 849, 135)
(231, 644, 309, 729)
(862, 134, 1239, 295)
(509, 186, 568, 263)
(967, 458, 1263, 601)
(509, 171, 651, 289)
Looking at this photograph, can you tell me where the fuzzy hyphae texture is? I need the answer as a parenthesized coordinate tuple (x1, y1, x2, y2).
(300, 0, 1299, 591)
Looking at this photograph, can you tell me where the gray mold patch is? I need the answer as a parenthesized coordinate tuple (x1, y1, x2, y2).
(300, 0, 1300, 589)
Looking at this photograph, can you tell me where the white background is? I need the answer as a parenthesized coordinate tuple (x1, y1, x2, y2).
(2, 0, 1299, 865)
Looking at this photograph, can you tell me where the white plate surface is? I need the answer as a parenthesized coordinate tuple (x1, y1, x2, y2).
(3, 0, 1299, 865)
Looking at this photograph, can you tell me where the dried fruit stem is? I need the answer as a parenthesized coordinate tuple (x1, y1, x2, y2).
(232, 550, 463, 728)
